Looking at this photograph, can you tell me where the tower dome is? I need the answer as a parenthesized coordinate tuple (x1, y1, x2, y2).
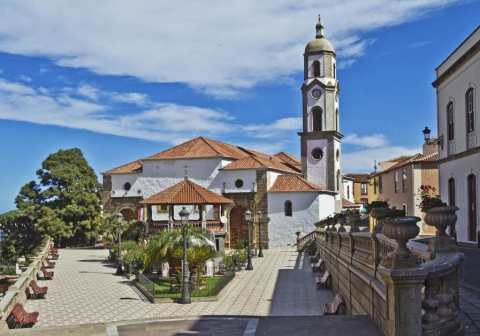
(305, 18, 335, 54)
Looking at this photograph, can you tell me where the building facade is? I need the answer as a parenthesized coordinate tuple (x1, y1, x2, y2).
(433, 25, 480, 245)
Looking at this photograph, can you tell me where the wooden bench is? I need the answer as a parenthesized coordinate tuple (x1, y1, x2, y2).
(39, 266, 54, 280)
(316, 270, 331, 288)
(7, 303, 39, 328)
(309, 251, 320, 262)
(27, 280, 48, 299)
(311, 258, 324, 272)
(322, 294, 344, 315)
(44, 259, 55, 268)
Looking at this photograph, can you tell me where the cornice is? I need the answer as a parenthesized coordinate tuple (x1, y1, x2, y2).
(438, 145, 480, 164)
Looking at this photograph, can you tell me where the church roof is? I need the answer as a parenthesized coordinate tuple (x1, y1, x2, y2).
(305, 38, 335, 54)
(221, 155, 300, 174)
(269, 175, 335, 194)
(140, 178, 233, 205)
(145, 137, 248, 161)
(102, 160, 143, 175)
(103, 137, 301, 174)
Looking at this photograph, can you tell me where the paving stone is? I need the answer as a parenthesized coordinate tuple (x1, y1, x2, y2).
(25, 248, 333, 328)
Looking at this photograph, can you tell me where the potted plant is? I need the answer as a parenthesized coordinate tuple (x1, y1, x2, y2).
(295, 231, 301, 238)
(345, 209, 361, 232)
(417, 185, 457, 252)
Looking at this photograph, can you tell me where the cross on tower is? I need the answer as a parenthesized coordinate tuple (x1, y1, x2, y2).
(183, 164, 190, 181)
(318, 14, 321, 21)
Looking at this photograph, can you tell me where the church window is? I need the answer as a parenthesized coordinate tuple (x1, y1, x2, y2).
(313, 61, 320, 77)
(447, 102, 454, 141)
(311, 108, 322, 131)
(336, 149, 340, 162)
(284, 200, 293, 217)
(333, 64, 336, 78)
(336, 170, 340, 191)
(311, 148, 324, 160)
(123, 182, 131, 191)
(335, 109, 339, 131)
(467, 88, 475, 133)
(347, 185, 350, 199)
(235, 179, 244, 188)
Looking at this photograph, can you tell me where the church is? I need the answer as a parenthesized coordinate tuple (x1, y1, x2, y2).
(102, 19, 344, 249)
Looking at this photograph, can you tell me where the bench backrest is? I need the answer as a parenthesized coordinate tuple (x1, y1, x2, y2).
(30, 280, 40, 291)
(329, 294, 343, 312)
(11, 303, 26, 321)
(315, 258, 323, 267)
(321, 270, 330, 282)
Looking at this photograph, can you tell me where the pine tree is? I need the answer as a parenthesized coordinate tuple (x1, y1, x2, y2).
(15, 148, 102, 246)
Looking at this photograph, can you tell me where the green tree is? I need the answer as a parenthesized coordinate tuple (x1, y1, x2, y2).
(0, 210, 41, 261)
(144, 227, 216, 291)
(123, 220, 147, 242)
(15, 148, 102, 247)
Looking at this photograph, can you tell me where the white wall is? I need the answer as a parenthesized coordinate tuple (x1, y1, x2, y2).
(268, 171, 282, 189)
(306, 139, 328, 189)
(307, 54, 325, 77)
(212, 169, 257, 193)
(342, 179, 354, 203)
(439, 153, 480, 243)
(267, 192, 335, 248)
(111, 173, 141, 198)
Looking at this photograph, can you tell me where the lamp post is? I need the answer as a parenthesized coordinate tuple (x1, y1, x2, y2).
(257, 211, 264, 258)
(245, 210, 253, 270)
(422, 126, 444, 150)
(116, 212, 124, 275)
(179, 207, 191, 304)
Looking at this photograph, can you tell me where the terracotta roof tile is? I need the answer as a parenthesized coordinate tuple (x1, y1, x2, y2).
(342, 198, 359, 207)
(386, 156, 412, 163)
(141, 179, 233, 205)
(145, 137, 248, 160)
(344, 173, 370, 183)
(274, 152, 301, 164)
(381, 153, 438, 173)
(222, 155, 300, 174)
(269, 175, 335, 193)
(102, 160, 143, 175)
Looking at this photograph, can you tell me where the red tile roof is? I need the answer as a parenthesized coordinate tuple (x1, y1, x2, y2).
(342, 198, 360, 207)
(269, 175, 335, 194)
(140, 179, 233, 205)
(102, 160, 143, 175)
(382, 153, 438, 173)
(274, 152, 301, 165)
(144, 137, 249, 161)
(221, 155, 300, 174)
(344, 173, 370, 183)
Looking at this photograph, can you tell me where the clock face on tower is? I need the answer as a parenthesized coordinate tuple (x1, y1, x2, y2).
(311, 89, 321, 99)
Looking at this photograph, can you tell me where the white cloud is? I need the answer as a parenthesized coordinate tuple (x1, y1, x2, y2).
(0, 77, 295, 150)
(0, 0, 456, 97)
(18, 75, 32, 82)
(343, 133, 388, 148)
(408, 41, 431, 49)
(338, 59, 356, 69)
(342, 146, 421, 173)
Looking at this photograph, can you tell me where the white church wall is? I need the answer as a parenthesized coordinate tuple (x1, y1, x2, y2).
(307, 54, 325, 77)
(213, 169, 256, 193)
(306, 139, 328, 189)
(111, 173, 141, 198)
(319, 194, 336, 219)
(306, 84, 326, 132)
(267, 171, 282, 189)
(267, 192, 321, 248)
(342, 179, 354, 203)
(334, 139, 342, 200)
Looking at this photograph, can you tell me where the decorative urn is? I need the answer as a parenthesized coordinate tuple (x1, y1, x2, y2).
(337, 217, 347, 232)
(424, 206, 459, 252)
(348, 214, 361, 232)
(382, 216, 421, 269)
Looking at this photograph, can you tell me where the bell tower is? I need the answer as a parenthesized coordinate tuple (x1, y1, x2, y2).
(298, 17, 342, 212)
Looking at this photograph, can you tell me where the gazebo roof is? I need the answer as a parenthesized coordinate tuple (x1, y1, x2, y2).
(140, 179, 233, 205)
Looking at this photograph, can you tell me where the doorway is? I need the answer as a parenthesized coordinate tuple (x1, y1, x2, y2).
(229, 205, 248, 249)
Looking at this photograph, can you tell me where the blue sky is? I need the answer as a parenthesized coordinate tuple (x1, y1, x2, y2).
(0, 0, 479, 213)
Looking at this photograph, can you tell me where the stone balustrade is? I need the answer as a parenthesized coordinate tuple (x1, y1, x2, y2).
(0, 237, 52, 330)
(296, 230, 317, 251)
(308, 228, 464, 336)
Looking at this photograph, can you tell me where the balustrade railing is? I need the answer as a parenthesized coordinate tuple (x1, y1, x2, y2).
(296, 230, 317, 251)
(309, 227, 463, 336)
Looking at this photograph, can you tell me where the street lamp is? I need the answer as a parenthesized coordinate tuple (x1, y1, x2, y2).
(245, 209, 253, 270)
(179, 206, 191, 304)
(257, 211, 264, 258)
(422, 126, 444, 150)
(116, 212, 124, 275)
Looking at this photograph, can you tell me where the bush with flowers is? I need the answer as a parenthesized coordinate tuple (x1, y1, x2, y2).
(417, 185, 446, 212)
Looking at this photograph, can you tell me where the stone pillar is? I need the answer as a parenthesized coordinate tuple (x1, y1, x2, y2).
(201, 205, 207, 229)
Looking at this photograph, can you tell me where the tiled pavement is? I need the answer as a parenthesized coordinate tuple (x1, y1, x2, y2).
(25, 248, 334, 328)
(460, 287, 480, 335)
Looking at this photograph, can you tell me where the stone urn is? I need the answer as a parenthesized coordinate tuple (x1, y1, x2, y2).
(424, 206, 459, 252)
(337, 217, 347, 232)
(348, 214, 361, 232)
(382, 216, 421, 269)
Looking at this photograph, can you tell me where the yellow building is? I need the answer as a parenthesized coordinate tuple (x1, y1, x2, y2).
(344, 174, 370, 205)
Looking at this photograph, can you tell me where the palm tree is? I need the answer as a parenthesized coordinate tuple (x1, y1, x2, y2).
(144, 227, 216, 291)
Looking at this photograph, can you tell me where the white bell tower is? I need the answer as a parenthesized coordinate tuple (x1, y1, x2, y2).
(298, 17, 342, 212)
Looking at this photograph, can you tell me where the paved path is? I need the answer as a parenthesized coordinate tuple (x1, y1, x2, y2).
(26, 248, 334, 327)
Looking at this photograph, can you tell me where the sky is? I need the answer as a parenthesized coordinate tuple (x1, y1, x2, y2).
(0, 0, 479, 213)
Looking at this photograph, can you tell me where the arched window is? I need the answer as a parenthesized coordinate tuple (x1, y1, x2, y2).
(311, 108, 322, 132)
(284, 200, 292, 217)
(336, 170, 340, 191)
(333, 63, 336, 78)
(447, 102, 454, 141)
(313, 61, 320, 77)
(347, 185, 350, 199)
(468, 174, 477, 241)
(467, 88, 475, 133)
(448, 177, 456, 236)
(335, 109, 339, 131)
